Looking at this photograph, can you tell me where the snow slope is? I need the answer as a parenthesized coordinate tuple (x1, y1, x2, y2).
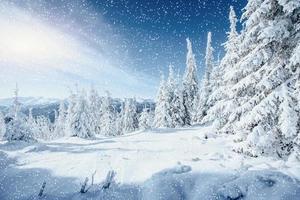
(0, 125, 299, 199)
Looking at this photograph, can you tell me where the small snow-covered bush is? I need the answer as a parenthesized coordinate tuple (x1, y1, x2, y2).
(4, 118, 34, 142)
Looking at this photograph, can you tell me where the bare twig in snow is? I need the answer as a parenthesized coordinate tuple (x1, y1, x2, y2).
(38, 181, 46, 197)
(102, 170, 116, 190)
(80, 177, 89, 193)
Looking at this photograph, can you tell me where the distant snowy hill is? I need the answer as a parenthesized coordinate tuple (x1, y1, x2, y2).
(0, 97, 60, 107)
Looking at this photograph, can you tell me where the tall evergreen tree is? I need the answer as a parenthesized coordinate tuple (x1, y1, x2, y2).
(202, 6, 240, 129)
(153, 75, 172, 128)
(54, 101, 67, 138)
(211, 0, 300, 157)
(169, 69, 185, 127)
(193, 32, 214, 123)
(65, 89, 78, 136)
(88, 87, 102, 135)
(4, 85, 34, 141)
(122, 98, 139, 133)
(100, 91, 117, 136)
(182, 38, 199, 125)
(68, 90, 94, 138)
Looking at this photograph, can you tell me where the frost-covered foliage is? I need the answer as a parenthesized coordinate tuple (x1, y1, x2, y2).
(202, 0, 300, 158)
(182, 38, 199, 125)
(4, 118, 34, 142)
(153, 75, 172, 128)
(139, 108, 153, 130)
(0, 112, 6, 139)
(194, 32, 214, 124)
(88, 87, 102, 135)
(154, 65, 186, 128)
(121, 98, 139, 133)
(4, 85, 34, 142)
(201, 6, 241, 129)
(54, 101, 67, 138)
(33, 115, 53, 140)
(169, 69, 185, 127)
(100, 91, 117, 136)
(67, 91, 95, 138)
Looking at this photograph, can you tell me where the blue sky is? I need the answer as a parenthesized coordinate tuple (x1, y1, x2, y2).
(0, 0, 247, 99)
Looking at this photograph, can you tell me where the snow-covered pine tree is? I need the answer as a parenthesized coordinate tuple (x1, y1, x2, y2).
(277, 84, 298, 155)
(34, 115, 53, 140)
(65, 89, 78, 136)
(182, 38, 199, 125)
(4, 85, 34, 141)
(0, 112, 5, 139)
(88, 87, 102, 135)
(54, 101, 67, 138)
(139, 107, 152, 130)
(100, 91, 117, 136)
(193, 32, 214, 124)
(283, 0, 300, 160)
(201, 6, 240, 129)
(165, 65, 177, 128)
(115, 102, 125, 135)
(169, 69, 185, 127)
(69, 90, 94, 138)
(153, 74, 172, 128)
(218, 0, 300, 157)
(122, 98, 139, 133)
(27, 108, 36, 129)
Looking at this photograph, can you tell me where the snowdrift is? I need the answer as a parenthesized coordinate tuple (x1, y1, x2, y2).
(0, 160, 299, 200)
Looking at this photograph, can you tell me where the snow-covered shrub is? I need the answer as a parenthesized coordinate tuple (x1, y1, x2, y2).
(4, 118, 34, 142)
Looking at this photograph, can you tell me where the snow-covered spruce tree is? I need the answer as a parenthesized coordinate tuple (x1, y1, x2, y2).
(288, 1, 300, 160)
(88, 87, 102, 135)
(115, 102, 125, 135)
(54, 101, 67, 138)
(219, 0, 300, 157)
(65, 89, 78, 136)
(26, 108, 36, 131)
(153, 74, 172, 128)
(193, 32, 214, 124)
(34, 115, 53, 140)
(139, 107, 152, 130)
(68, 90, 94, 138)
(4, 85, 34, 141)
(100, 91, 117, 136)
(0, 112, 5, 139)
(122, 98, 139, 133)
(201, 6, 241, 129)
(182, 38, 199, 125)
(169, 68, 185, 127)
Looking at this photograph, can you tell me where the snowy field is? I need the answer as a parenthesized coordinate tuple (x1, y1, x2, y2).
(0, 125, 299, 200)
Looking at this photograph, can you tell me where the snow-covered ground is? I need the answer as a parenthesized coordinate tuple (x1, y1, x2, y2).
(0, 125, 299, 200)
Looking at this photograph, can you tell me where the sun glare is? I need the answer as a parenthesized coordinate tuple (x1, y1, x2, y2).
(0, 17, 77, 65)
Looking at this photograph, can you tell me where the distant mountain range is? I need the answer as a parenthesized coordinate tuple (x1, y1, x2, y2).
(0, 97, 60, 107)
(0, 97, 155, 122)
